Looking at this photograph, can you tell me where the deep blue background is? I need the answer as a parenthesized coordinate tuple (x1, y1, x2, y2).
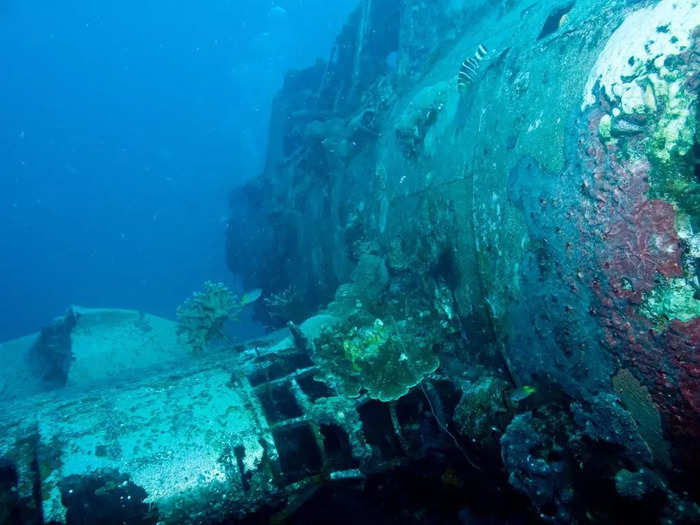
(0, 0, 357, 341)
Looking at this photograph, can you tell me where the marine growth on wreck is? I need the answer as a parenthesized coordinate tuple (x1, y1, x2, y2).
(1, 0, 699, 524)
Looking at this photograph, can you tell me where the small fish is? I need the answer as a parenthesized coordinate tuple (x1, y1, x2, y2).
(458, 44, 488, 91)
(268, 5, 288, 18)
(558, 12, 568, 28)
(509, 384, 537, 403)
(241, 288, 263, 305)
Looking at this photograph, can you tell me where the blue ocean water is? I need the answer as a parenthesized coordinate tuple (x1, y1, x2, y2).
(0, 0, 358, 342)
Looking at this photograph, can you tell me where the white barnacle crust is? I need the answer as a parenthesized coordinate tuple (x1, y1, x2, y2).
(582, 0, 699, 111)
(583, 0, 700, 168)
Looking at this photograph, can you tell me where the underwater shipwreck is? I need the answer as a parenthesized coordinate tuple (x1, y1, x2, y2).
(1, 0, 700, 523)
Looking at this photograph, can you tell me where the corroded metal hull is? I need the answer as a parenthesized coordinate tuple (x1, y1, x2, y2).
(1, 0, 699, 523)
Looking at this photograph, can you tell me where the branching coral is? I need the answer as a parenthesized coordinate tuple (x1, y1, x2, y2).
(176, 281, 260, 352)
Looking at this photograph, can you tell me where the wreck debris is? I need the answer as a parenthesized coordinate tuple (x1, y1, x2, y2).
(2, 0, 700, 523)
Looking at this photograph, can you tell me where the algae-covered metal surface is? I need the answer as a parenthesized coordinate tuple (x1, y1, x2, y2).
(2, 0, 700, 523)
(225, 0, 700, 521)
(0, 311, 274, 524)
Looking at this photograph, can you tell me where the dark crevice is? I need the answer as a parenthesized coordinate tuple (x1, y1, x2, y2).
(234, 445, 252, 493)
(537, 2, 575, 40)
(320, 424, 358, 471)
(296, 372, 335, 401)
(59, 470, 156, 525)
(431, 247, 461, 289)
(258, 382, 303, 423)
(272, 424, 323, 484)
(358, 400, 403, 459)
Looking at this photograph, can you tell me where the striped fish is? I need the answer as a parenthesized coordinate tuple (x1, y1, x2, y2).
(458, 44, 488, 91)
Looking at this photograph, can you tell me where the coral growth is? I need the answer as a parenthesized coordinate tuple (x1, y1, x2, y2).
(575, 100, 700, 465)
(453, 376, 510, 451)
(500, 412, 571, 523)
(313, 314, 440, 402)
(176, 282, 259, 352)
(262, 285, 307, 328)
(612, 368, 670, 467)
(570, 393, 653, 465)
(500, 394, 700, 523)
(504, 5, 700, 477)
